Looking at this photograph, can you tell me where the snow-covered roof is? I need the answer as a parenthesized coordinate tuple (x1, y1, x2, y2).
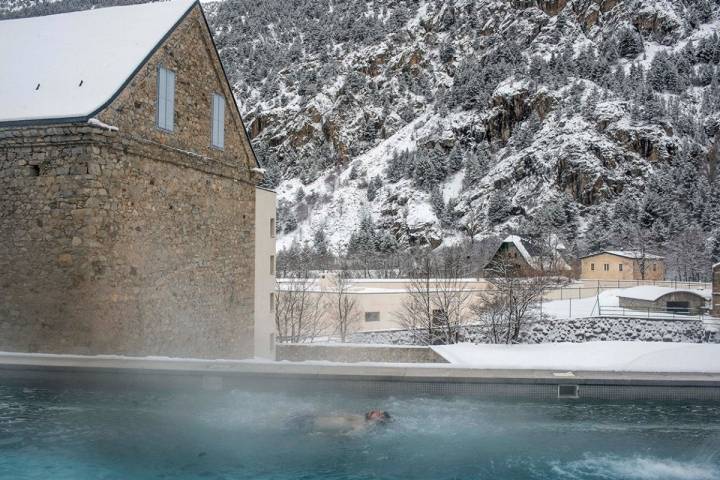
(0, 0, 196, 125)
(581, 250, 664, 260)
(617, 286, 712, 302)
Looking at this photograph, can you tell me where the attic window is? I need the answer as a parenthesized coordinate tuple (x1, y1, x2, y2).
(211, 93, 225, 149)
(157, 66, 175, 132)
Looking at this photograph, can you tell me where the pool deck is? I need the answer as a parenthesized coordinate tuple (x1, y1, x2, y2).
(0, 351, 719, 387)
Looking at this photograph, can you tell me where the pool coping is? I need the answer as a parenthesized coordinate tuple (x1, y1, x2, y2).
(0, 352, 719, 388)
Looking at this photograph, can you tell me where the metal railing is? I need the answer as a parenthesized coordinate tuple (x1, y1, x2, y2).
(595, 305, 707, 321)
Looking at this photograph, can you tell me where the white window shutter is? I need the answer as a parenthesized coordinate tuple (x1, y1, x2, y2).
(165, 69, 175, 131)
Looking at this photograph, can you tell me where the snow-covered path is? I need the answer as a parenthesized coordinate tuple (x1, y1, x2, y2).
(432, 341, 720, 373)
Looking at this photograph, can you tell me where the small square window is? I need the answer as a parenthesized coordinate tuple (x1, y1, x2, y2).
(365, 312, 380, 322)
(604, 264, 609, 271)
(619, 264, 623, 271)
(591, 263, 595, 271)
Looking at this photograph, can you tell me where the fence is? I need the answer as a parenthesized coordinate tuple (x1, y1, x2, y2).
(543, 280, 712, 302)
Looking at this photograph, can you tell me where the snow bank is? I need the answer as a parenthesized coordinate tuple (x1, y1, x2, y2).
(432, 341, 720, 373)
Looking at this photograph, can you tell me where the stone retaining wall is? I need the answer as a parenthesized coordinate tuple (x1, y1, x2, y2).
(350, 317, 717, 345)
(275, 343, 448, 363)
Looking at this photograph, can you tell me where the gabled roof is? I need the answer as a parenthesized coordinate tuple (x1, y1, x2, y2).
(617, 286, 712, 302)
(492, 235, 571, 271)
(580, 250, 664, 260)
(0, 0, 196, 126)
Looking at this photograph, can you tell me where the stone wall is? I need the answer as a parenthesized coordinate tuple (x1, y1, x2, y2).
(0, 125, 255, 358)
(276, 343, 448, 363)
(98, 5, 257, 173)
(350, 317, 715, 345)
(0, 6, 260, 359)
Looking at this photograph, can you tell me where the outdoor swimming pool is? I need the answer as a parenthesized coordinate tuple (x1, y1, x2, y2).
(1, 382, 719, 480)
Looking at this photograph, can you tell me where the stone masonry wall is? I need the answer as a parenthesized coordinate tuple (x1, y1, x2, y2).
(0, 125, 255, 358)
(350, 317, 715, 345)
(98, 5, 256, 173)
(0, 6, 259, 358)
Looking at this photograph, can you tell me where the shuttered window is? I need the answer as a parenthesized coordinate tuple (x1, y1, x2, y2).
(211, 93, 225, 149)
(157, 66, 175, 132)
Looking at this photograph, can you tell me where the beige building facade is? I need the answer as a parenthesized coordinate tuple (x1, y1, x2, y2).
(254, 187, 277, 359)
(0, 1, 261, 358)
(580, 251, 665, 281)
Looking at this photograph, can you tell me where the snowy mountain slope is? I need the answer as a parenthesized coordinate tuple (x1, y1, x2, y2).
(3, 0, 720, 268)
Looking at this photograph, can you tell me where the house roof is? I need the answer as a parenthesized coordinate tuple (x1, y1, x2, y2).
(0, 0, 196, 126)
(580, 250, 664, 260)
(617, 286, 712, 302)
(494, 235, 571, 271)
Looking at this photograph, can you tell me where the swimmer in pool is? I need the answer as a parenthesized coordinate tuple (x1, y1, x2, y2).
(288, 410, 392, 434)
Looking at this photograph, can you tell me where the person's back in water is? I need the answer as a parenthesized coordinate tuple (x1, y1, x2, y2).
(288, 410, 392, 434)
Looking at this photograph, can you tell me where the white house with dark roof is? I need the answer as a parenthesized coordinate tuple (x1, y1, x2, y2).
(0, 0, 273, 359)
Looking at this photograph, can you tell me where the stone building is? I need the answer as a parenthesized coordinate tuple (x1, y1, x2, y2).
(580, 251, 665, 281)
(0, 0, 266, 358)
(713, 263, 720, 316)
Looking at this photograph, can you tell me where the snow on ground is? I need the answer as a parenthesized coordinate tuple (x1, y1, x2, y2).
(542, 289, 616, 318)
(432, 341, 720, 373)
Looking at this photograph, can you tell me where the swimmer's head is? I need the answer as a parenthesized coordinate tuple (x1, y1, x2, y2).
(365, 410, 392, 424)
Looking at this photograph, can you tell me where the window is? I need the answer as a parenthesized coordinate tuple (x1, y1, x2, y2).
(653, 263, 657, 272)
(432, 309, 447, 327)
(157, 66, 175, 132)
(211, 93, 225, 148)
(619, 264, 623, 271)
(591, 263, 595, 271)
(269, 292, 275, 312)
(270, 255, 275, 275)
(603, 264, 609, 271)
(365, 312, 380, 322)
(270, 218, 276, 238)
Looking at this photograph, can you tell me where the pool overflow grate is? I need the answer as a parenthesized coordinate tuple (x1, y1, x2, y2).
(557, 384, 579, 399)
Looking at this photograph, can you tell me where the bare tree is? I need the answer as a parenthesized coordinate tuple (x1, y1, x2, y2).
(275, 276, 328, 343)
(395, 252, 473, 345)
(325, 270, 361, 342)
(475, 256, 567, 344)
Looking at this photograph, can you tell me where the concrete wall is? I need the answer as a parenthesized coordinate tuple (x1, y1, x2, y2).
(581, 253, 665, 281)
(0, 7, 258, 358)
(276, 343, 448, 363)
(254, 187, 276, 359)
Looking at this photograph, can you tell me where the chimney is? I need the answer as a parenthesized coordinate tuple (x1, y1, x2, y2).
(714, 263, 720, 317)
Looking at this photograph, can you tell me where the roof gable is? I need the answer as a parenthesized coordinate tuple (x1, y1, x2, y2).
(581, 250, 664, 260)
(0, 0, 196, 126)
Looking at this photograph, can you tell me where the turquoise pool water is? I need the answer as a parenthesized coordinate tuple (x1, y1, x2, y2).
(0, 383, 719, 479)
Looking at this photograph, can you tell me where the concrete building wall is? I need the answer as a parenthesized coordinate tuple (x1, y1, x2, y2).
(254, 187, 276, 359)
(581, 253, 665, 281)
(0, 7, 258, 358)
